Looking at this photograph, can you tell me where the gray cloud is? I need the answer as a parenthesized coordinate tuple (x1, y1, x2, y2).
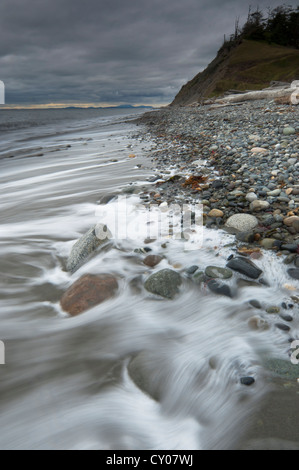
(0, 0, 297, 105)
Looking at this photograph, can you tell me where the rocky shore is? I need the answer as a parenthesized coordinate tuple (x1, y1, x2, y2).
(134, 99, 299, 270)
(60, 99, 299, 318)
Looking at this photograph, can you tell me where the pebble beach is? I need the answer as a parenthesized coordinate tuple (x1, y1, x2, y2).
(135, 98, 299, 272)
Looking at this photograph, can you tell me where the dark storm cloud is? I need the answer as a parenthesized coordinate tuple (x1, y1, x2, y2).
(0, 0, 297, 105)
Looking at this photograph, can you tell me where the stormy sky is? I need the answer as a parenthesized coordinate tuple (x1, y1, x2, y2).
(0, 0, 297, 106)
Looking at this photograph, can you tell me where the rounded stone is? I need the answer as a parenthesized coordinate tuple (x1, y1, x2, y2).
(143, 255, 163, 267)
(144, 269, 182, 299)
(208, 209, 224, 218)
(240, 377, 255, 386)
(250, 200, 270, 211)
(260, 238, 276, 250)
(283, 127, 296, 136)
(245, 192, 258, 203)
(205, 265, 233, 279)
(225, 213, 259, 232)
(186, 265, 199, 275)
(60, 274, 118, 316)
(275, 323, 290, 332)
(283, 216, 299, 227)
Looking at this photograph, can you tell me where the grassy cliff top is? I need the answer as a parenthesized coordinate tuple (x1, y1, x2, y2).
(171, 40, 299, 106)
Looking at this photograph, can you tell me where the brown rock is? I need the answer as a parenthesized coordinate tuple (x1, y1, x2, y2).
(143, 255, 163, 267)
(283, 216, 299, 227)
(61, 274, 118, 316)
(208, 209, 224, 218)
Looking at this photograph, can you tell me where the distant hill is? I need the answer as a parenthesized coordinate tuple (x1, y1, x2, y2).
(171, 39, 299, 106)
(65, 104, 153, 110)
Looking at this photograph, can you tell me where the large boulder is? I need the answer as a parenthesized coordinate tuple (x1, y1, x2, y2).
(60, 274, 118, 316)
(66, 223, 112, 273)
(144, 269, 182, 299)
(225, 214, 258, 232)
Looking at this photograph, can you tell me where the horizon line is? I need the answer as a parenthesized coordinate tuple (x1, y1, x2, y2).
(0, 101, 167, 110)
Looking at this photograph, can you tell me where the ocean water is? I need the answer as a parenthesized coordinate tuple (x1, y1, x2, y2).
(0, 107, 298, 450)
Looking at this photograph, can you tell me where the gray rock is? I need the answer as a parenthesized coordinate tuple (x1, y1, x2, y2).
(283, 127, 296, 136)
(66, 223, 112, 273)
(185, 265, 199, 275)
(207, 279, 234, 298)
(249, 299, 262, 309)
(250, 200, 270, 211)
(144, 269, 182, 299)
(205, 265, 233, 279)
(267, 189, 281, 197)
(275, 323, 290, 331)
(240, 377, 255, 386)
(235, 231, 255, 243)
(127, 352, 162, 401)
(245, 192, 258, 202)
(227, 257, 263, 279)
(287, 269, 299, 280)
(281, 244, 299, 253)
(225, 213, 259, 232)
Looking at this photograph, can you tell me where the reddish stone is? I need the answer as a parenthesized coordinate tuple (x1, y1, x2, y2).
(143, 255, 163, 267)
(61, 274, 118, 316)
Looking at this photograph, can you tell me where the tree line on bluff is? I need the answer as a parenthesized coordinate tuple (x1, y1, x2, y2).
(221, 4, 299, 51)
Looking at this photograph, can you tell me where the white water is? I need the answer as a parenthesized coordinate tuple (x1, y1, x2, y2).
(0, 109, 298, 450)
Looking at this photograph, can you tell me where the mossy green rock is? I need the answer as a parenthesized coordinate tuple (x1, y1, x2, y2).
(266, 306, 280, 314)
(205, 265, 233, 279)
(144, 269, 182, 299)
(283, 127, 296, 136)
